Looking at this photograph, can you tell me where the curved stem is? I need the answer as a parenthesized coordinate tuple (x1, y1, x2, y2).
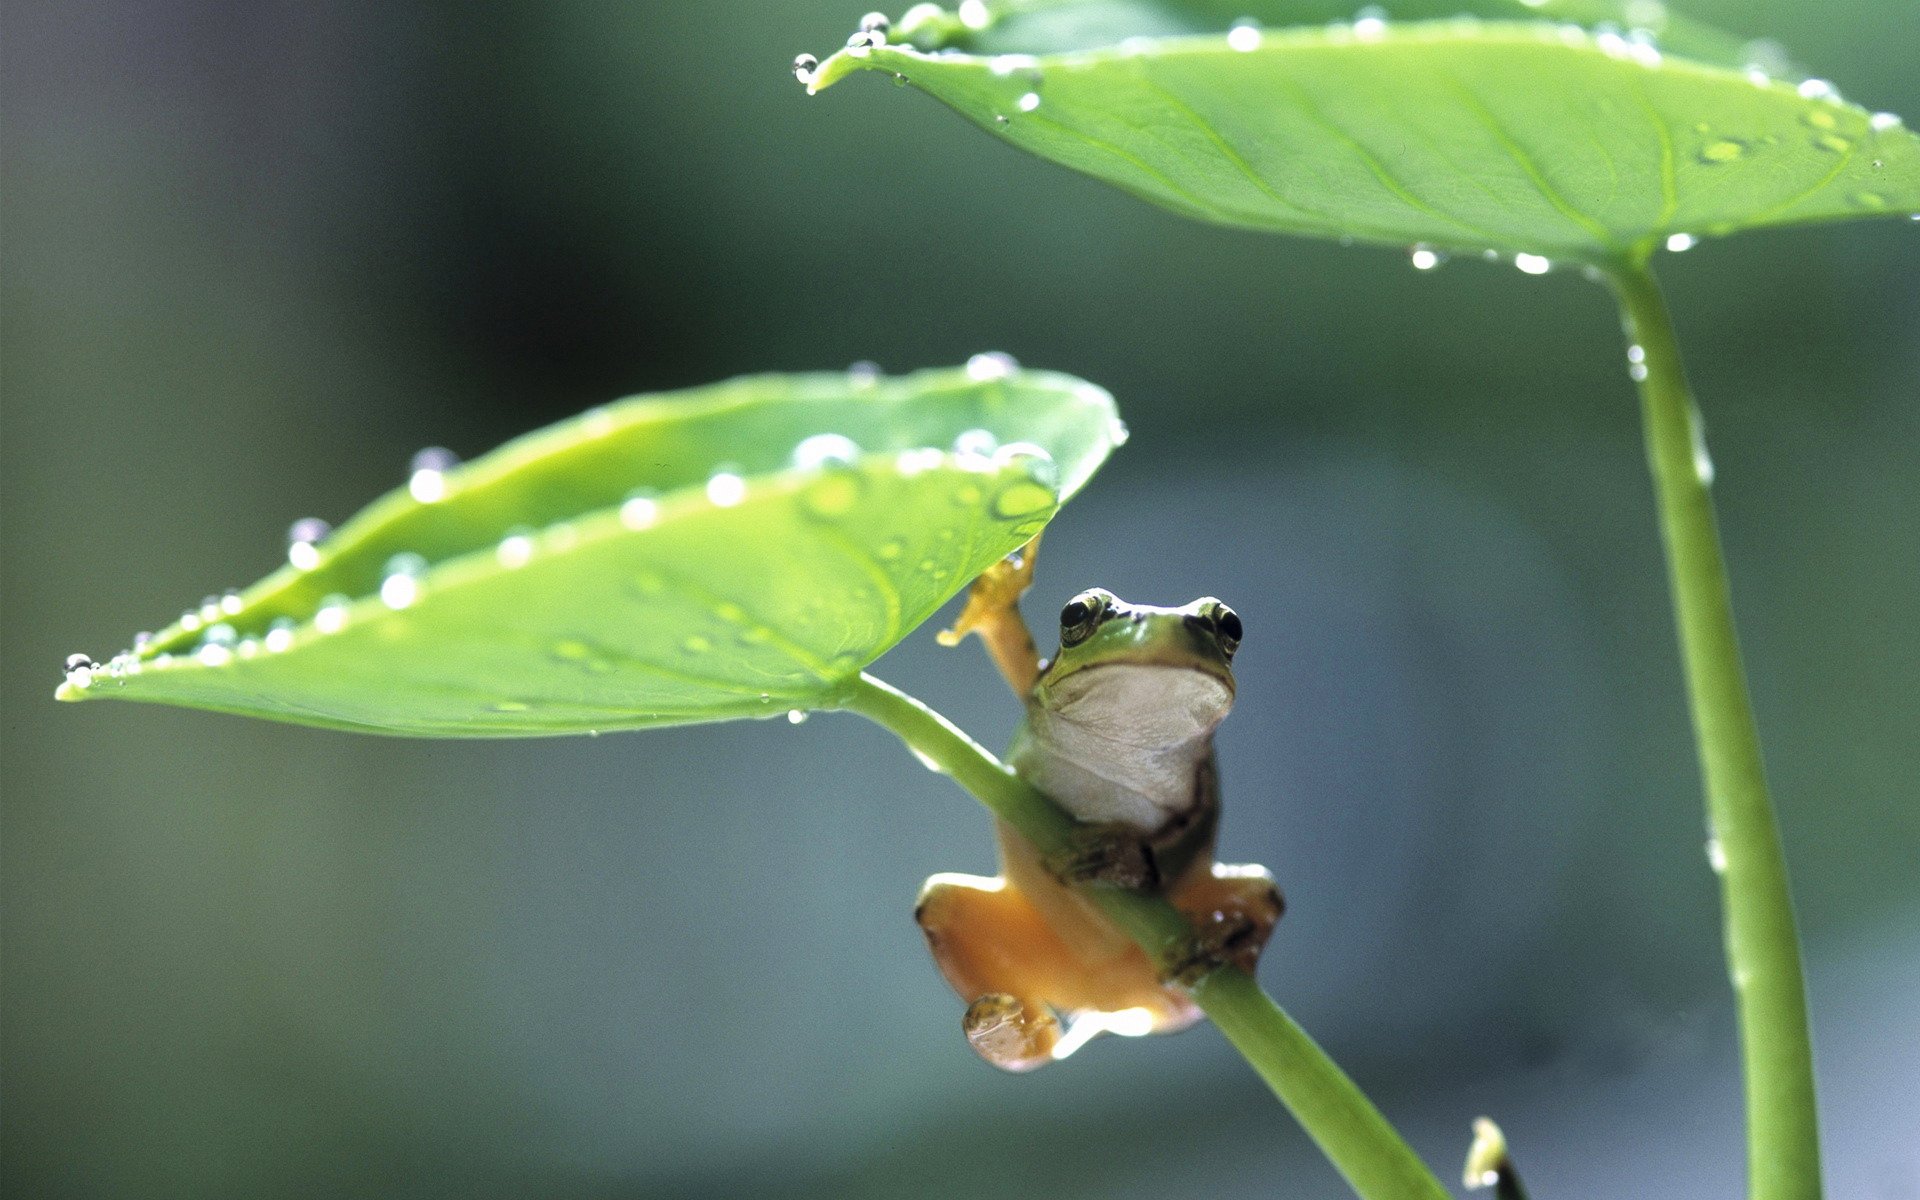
(834, 671, 1449, 1200)
(1605, 259, 1821, 1200)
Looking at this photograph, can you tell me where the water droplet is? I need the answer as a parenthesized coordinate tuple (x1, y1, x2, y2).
(1706, 837, 1728, 873)
(409, 447, 458, 503)
(957, 0, 989, 30)
(846, 360, 881, 388)
(619, 491, 660, 530)
(1691, 418, 1714, 484)
(197, 642, 233, 667)
(706, 469, 747, 507)
(133, 631, 155, 651)
(1513, 253, 1552, 275)
(965, 351, 1018, 381)
(682, 635, 712, 654)
(793, 53, 818, 84)
(220, 590, 244, 616)
(180, 611, 204, 634)
(203, 622, 237, 647)
(787, 709, 810, 725)
(1869, 112, 1904, 132)
(1108, 416, 1130, 447)
(1851, 192, 1888, 210)
(286, 517, 330, 570)
(545, 523, 579, 553)
(994, 114, 1009, 126)
(381, 553, 428, 609)
(492, 700, 531, 713)
(994, 445, 1059, 495)
(846, 30, 881, 52)
(1802, 108, 1838, 131)
(1796, 78, 1837, 101)
(497, 528, 536, 568)
(265, 618, 296, 653)
(859, 11, 889, 34)
(896, 447, 944, 476)
(1627, 344, 1647, 365)
(1665, 232, 1697, 252)
(236, 638, 261, 660)
(802, 471, 865, 520)
(1016, 91, 1041, 113)
(992, 479, 1056, 520)
(1813, 132, 1852, 154)
(580, 406, 615, 438)
(953, 428, 999, 463)
(1352, 6, 1387, 41)
(1629, 361, 1649, 382)
(793, 433, 862, 471)
(1409, 245, 1445, 270)
(1698, 139, 1747, 164)
(65, 652, 95, 672)
(1227, 23, 1262, 51)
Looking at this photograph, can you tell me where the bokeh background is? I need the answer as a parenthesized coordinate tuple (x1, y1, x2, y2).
(5, 2, 1917, 1197)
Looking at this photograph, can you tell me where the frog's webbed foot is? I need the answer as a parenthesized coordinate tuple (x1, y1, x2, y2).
(1164, 863, 1285, 985)
(961, 993, 1060, 1073)
(938, 534, 1043, 696)
(1043, 821, 1160, 892)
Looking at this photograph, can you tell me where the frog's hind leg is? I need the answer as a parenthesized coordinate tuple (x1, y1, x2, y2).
(915, 872, 1070, 1071)
(937, 534, 1043, 696)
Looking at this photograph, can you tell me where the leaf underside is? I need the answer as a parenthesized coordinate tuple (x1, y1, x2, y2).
(62, 366, 1122, 736)
(812, 19, 1920, 259)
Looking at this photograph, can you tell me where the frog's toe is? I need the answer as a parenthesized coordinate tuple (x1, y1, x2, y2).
(1168, 863, 1285, 981)
(963, 993, 1061, 1073)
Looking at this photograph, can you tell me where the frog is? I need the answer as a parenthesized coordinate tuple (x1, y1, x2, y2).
(917, 538, 1283, 1072)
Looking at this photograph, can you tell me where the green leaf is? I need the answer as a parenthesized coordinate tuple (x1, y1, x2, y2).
(884, 0, 1758, 71)
(59, 363, 1123, 736)
(809, 14, 1920, 259)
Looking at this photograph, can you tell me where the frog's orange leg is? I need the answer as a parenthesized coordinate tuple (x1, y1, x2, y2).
(1166, 863, 1285, 982)
(916, 868, 1201, 1071)
(937, 534, 1043, 696)
(915, 872, 1066, 1070)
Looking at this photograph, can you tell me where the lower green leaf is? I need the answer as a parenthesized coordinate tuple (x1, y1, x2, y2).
(59, 363, 1123, 736)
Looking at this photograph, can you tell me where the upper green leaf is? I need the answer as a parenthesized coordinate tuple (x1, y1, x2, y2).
(59, 363, 1123, 736)
(808, 9, 1920, 259)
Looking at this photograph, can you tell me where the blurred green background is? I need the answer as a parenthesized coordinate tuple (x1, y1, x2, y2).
(4, 2, 1916, 1197)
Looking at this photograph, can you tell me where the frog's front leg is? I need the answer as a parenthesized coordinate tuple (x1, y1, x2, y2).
(1165, 863, 1285, 984)
(937, 534, 1043, 696)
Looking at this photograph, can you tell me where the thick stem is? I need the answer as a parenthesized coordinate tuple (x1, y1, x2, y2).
(834, 672, 1448, 1200)
(1606, 259, 1821, 1200)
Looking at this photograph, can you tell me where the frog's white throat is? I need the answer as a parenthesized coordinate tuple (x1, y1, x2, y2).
(1013, 663, 1231, 832)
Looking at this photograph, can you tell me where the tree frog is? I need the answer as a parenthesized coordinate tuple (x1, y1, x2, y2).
(918, 539, 1283, 1072)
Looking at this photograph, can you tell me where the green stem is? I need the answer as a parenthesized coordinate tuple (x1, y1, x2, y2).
(1606, 258, 1821, 1200)
(835, 671, 1449, 1200)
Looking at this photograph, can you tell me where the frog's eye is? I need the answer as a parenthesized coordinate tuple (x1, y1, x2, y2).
(1059, 590, 1112, 647)
(1207, 602, 1243, 656)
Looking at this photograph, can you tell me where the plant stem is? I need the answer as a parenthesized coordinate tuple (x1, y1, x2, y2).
(1605, 258, 1821, 1200)
(835, 671, 1449, 1200)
